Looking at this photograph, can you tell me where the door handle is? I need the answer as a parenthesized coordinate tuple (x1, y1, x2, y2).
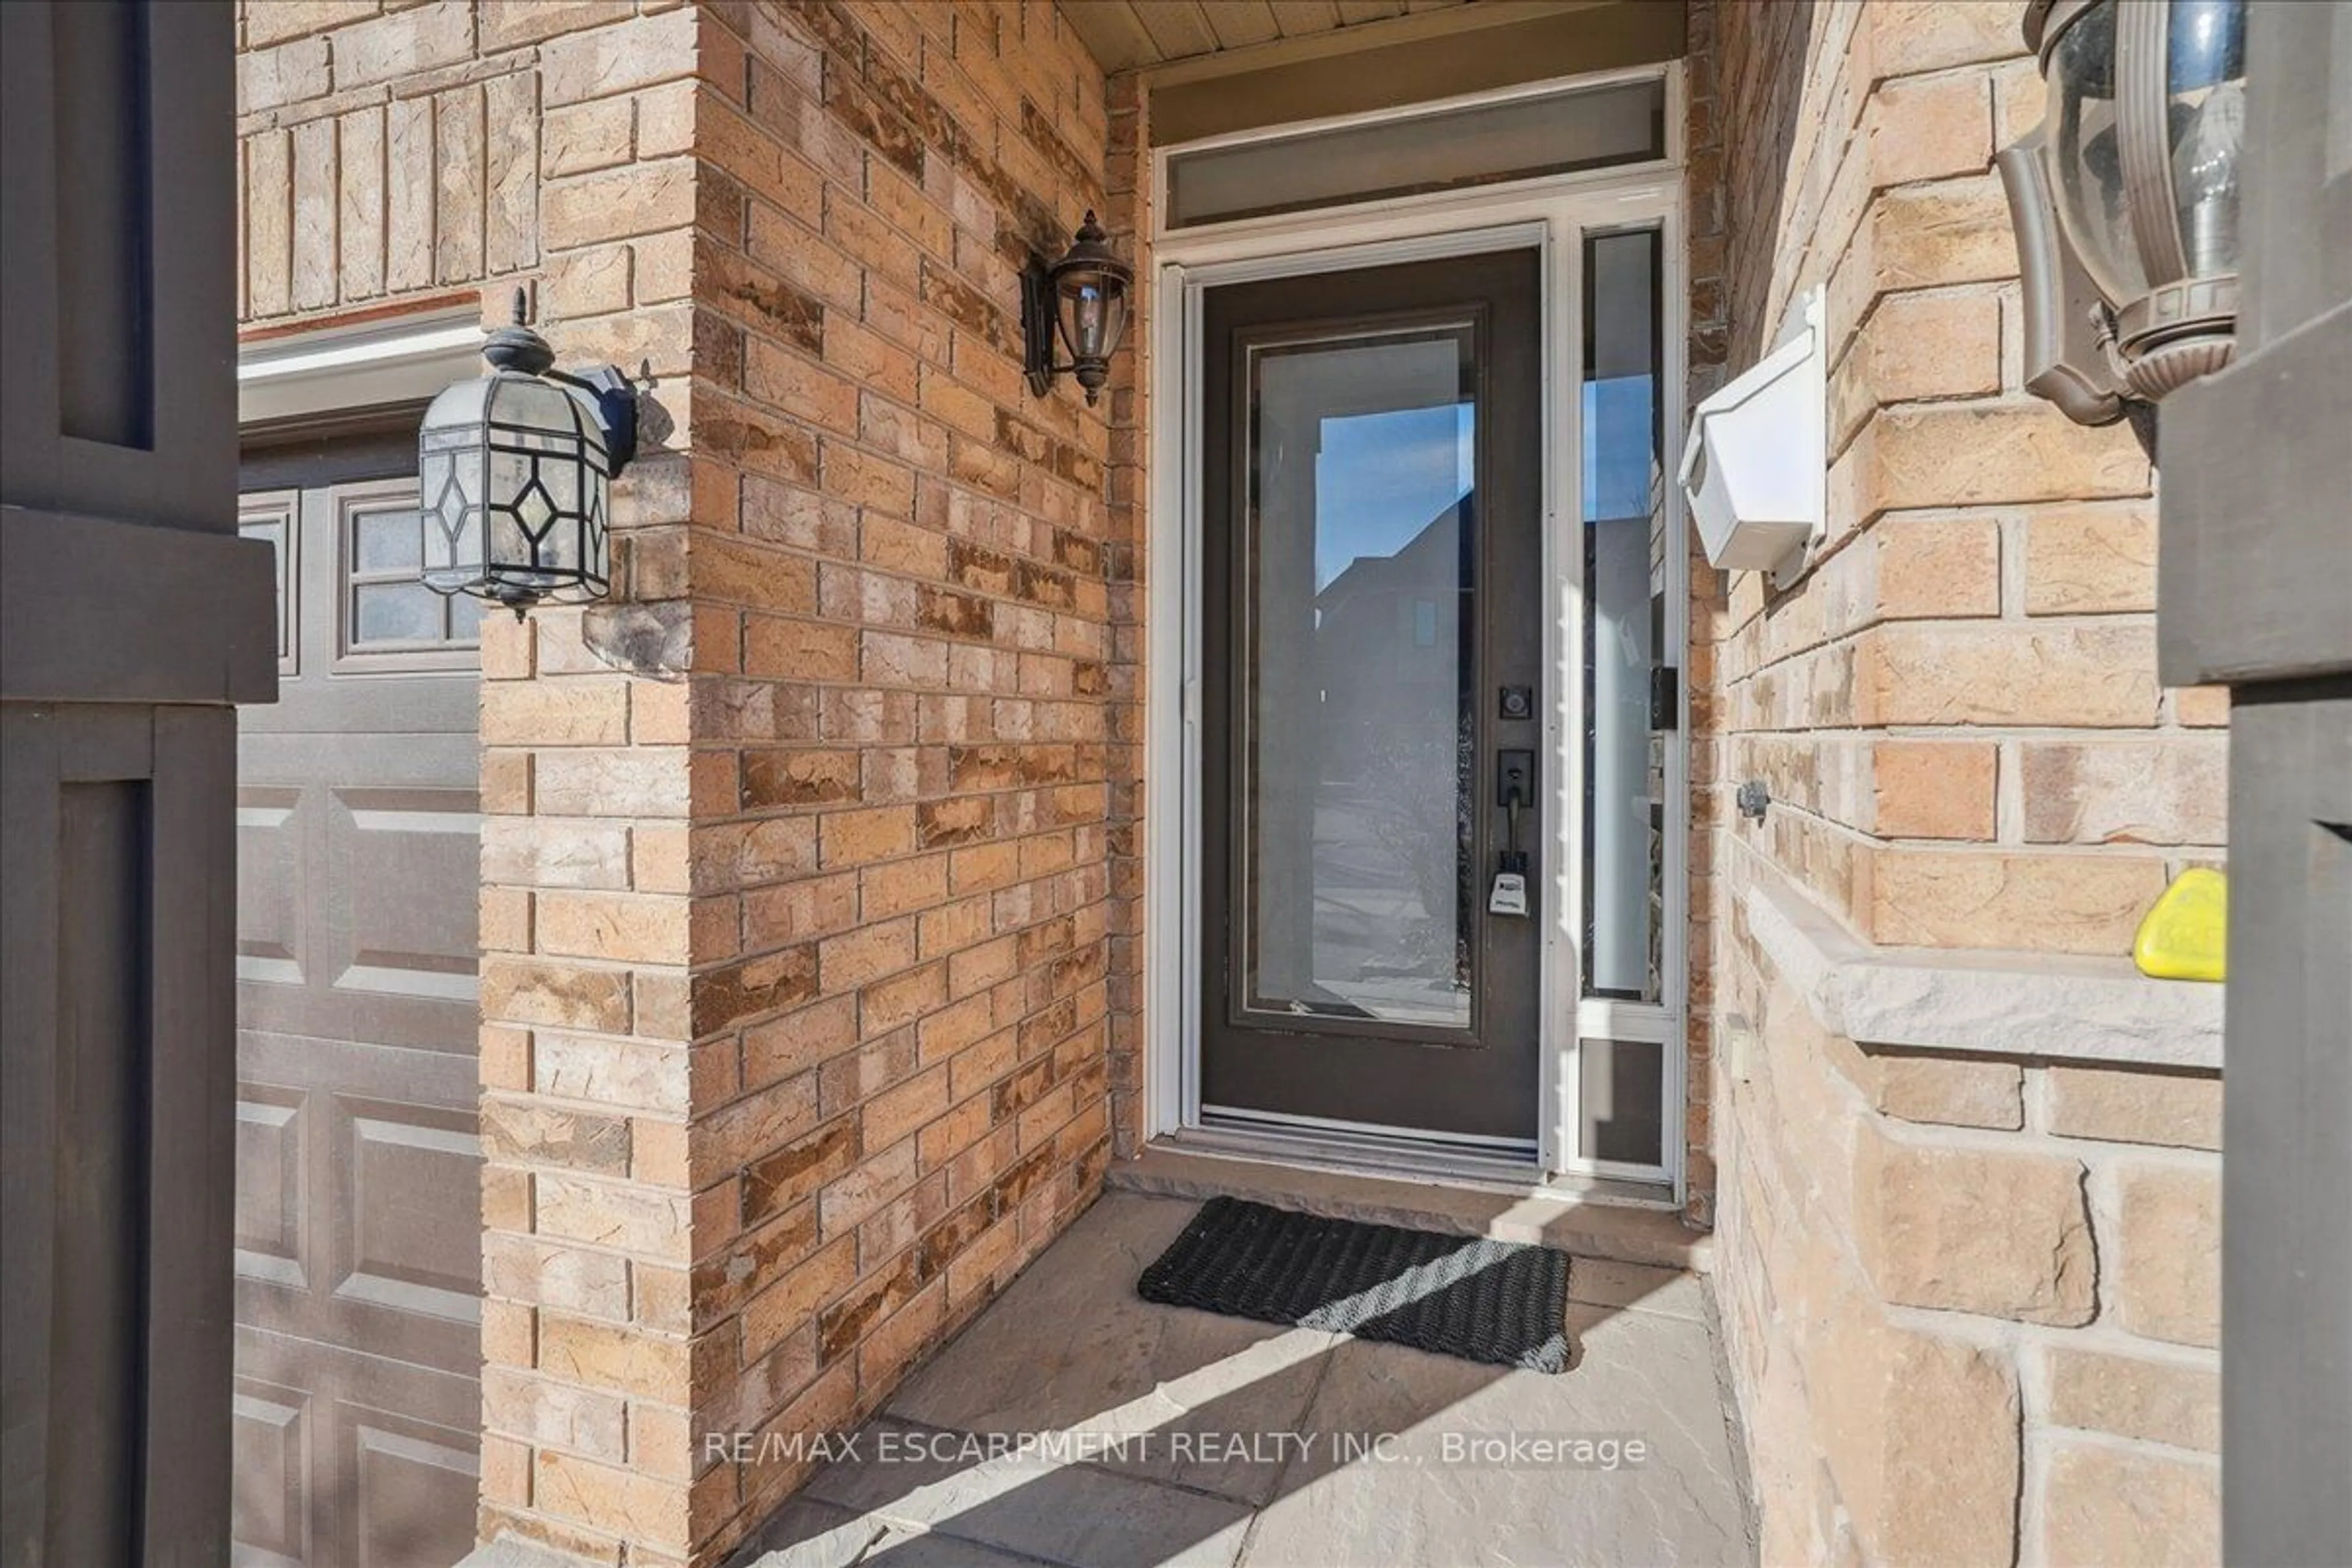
(1498, 750, 1534, 810)
(1491, 749, 1536, 915)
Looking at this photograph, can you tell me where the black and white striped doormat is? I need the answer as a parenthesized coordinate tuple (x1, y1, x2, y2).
(1136, 1196, 1573, 1373)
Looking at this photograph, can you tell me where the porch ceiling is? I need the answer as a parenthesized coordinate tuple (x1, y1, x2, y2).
(1064, 1, 1678, 148)
(1063, 0, 1477, 76)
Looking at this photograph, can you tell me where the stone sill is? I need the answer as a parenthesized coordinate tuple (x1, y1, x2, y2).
(1743, 874, 2224, 1072)
(1109, 1145, 1712, 1273)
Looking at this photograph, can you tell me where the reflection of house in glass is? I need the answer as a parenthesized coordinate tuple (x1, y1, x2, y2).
(1244, 336, 1482, 1031)
(1290, 492, 1476, 1024)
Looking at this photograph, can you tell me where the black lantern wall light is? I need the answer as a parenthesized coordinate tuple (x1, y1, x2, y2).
(417, 289, 641, 617)
(1023, 210, 1133, 405)
(1997, 0, 2246, 434)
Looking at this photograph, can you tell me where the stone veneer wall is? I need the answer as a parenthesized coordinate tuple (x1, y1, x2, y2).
(1730, 886, 2223, 1567)
(241, 4, 1120, 1564)
(1698, 1, 2225, 1562)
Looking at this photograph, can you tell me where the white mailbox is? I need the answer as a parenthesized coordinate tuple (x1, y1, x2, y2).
(1679, 290, 1825, 588)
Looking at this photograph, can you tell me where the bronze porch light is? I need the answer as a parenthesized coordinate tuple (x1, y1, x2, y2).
(1023, 210, 1133, 406)
(1996, 0, 2247, 428)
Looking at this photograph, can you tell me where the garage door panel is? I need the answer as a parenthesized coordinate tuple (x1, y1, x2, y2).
(345, 1417, 478, 1568)
(244, 673, 481, 738)
(236, 1084, 309, 1290)
(241, 729, 478, 777)
(238, 785, 307, 987)
(233, 1329, 479, 1568)
(239, 1033, 480, 1107)
(232, 1378, 312, 1568)
(236, 752, 480, 1055)
(241, 981, 476, 1056)
(234, 1278, 477, 1379)
(336, 1098, 483, 1333)
(236, 1079, 480, 1371)
(334, 784, 480, 1004)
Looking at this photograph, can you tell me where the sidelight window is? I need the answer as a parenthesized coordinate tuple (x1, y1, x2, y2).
(1578, 225, 1674, 1170)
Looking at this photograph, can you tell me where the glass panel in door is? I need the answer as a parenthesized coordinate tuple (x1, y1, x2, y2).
(1242, 326, 1477, 1033)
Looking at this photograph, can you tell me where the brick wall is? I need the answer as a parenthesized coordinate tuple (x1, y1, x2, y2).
(1100, 69, 1153, 1159)
(238, 0, 643, 318)
(1683, 0, 1730, 1227)
(241, 4, 1119, 1564)
(240, 4, 714, 1560)
(660, 8, 1119, 1556)
(1697, 2, 2225, 1560)
(1700, 0, 2222, 959)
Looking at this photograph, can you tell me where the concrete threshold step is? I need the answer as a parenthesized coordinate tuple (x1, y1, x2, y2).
(1105, 1145, 1712, 1274)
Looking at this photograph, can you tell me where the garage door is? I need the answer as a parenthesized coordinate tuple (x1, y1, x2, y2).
(232, 451, 483, 1568)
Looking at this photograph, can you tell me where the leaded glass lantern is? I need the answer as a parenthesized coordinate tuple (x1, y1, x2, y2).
(418, 291, 638, 616)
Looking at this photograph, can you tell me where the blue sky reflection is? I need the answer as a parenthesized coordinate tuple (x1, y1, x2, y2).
(1313, 402, 1476, 590)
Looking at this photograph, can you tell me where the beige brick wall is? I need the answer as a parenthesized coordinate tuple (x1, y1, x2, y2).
(241, 5, 717, 1562)
(1697, 0, 2224, 959)
(1697, 2, 2226, 1561)
(238, 0, 658, 320)
(241, 4, 1118, 1564)
(665, 10, 1119, 1556)
(1683, 0, 1730, 1226)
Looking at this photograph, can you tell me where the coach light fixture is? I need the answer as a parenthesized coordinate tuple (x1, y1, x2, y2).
(417, 288, 639, 617)
(1023, 209, 1132, 405)
(1997, 0, 2246, 431)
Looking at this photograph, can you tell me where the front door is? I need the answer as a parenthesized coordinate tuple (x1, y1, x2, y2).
(1199, 247, 1543, 1145)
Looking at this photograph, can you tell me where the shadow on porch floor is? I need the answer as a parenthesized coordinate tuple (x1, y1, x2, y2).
(728, 1191, 1753, 1568)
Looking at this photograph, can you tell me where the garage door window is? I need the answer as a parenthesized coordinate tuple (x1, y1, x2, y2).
(335, 480, 482, 669)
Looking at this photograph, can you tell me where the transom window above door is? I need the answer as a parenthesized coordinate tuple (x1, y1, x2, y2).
(1164, 74, 1669, 230)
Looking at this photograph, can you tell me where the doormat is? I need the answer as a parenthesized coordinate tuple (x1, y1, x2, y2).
(1136, 1196, 1572, 1373)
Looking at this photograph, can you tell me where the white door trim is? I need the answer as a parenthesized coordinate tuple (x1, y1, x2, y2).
(1142, 105, 1689, 1204)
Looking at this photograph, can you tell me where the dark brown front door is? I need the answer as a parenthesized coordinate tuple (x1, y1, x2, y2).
(1200, 248, 1543, 1145)
(232, 432, 483, 1567)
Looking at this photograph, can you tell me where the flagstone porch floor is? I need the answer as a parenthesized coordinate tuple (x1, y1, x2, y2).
(733, 1189, 1753, 1568)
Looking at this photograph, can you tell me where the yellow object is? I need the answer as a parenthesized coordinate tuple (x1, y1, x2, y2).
(2133, 868, 2227, 982)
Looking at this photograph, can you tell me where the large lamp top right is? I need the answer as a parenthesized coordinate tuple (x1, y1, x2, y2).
(2003, 0, 2247, 421)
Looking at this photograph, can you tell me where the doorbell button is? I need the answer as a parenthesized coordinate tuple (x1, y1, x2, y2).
(1499, 684, 1534, 721)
